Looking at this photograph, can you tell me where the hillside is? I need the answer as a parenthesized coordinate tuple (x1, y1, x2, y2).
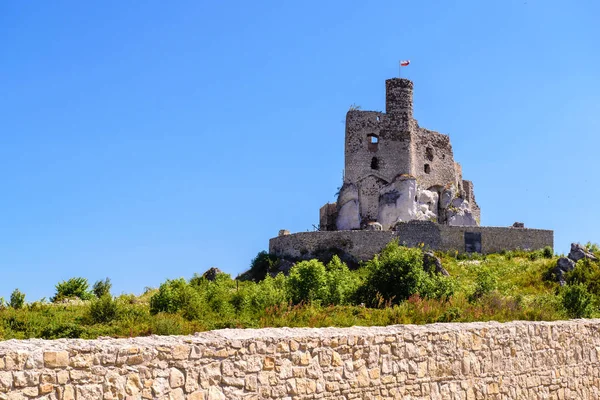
(0, 241, 598, 341)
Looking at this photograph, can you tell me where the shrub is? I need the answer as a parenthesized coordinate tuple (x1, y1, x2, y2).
(324, 256, 359, 305)
(40, 323, 84, 339)
(543, 246, 554, 258)
(93, 278, 112, 298)
(241, 274, 289, 314)
(9, 289, 25, 309)
(52, 277, 93, 302)
(561, 283, 594, 318)
(360, 241, 427, 306)
(238, 251, 281, 281)
(420, 273, 456, 302)
(565, 258, 600, 296)
(469, 265, 497, 302)
(89, 294, 119, 323)
(149, 278, 203, 320)
(287, 260, 328, 304)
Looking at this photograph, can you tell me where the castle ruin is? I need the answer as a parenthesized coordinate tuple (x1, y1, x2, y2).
(270, 77, 553, 261)
(320, 78, 480, 232)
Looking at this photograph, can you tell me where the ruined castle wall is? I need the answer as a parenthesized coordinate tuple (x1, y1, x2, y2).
(1, 320, 599, 399)
(269, 230, 398, 263)
(269, 225, 553, 262)
(412, 128, 458, 191)
(438, 226, 554, 254)
(344, 111, 412, 185)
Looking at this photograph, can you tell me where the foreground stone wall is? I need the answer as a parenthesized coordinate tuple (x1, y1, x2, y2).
(269, 223, 553, 264)
(0, 320, 599, 399)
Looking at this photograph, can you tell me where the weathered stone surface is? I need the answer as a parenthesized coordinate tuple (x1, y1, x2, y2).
(0, 320, 599, 398)
(569, 243, 597, 262)
(377, 176, 419, 229)
(364, 222, 383, 231)
(557, 257, 576, 272)
(336, 183, 360, 231)
(423, 251, 449, 276)
(43, 351, 69, 368)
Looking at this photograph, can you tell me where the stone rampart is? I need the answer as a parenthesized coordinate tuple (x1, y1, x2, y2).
(0, 320, 599, 399)
(269, 223, 553, 263)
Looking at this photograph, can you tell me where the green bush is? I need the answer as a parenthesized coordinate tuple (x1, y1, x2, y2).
(360, 241, 427, 306)
(149, 278, 203, 320)
(543, 246, 554, 258)
(287, 260, 328, 304)
(324, 256, 359, 305)
(565, 258, 600, 296)
(93, 278, 112, 298)
(238, 274, 289, 314)
(420, 273, 456, 302)
(238, 251, 281, 282)
(469, 265, 497, 302)
(89, 294, 119, 323)
(9, 289, 25, 309)
(40, 323, 85, 339)
(52, 277, 93, 302)
(561, 283, 594, 318)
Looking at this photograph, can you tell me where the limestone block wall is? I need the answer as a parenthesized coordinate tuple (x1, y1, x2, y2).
(1, 320, 600, 399)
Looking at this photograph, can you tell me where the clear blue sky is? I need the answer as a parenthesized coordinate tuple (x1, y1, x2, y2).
(1, 1, 599, 301)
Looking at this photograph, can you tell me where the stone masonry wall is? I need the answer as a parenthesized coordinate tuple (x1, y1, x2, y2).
(1, 320, 599, 399)
(269, 224, 553, 263)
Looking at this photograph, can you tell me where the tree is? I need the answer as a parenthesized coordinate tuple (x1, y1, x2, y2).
(93, 278, 112, 298)
(10, 288, 25, 309)
(52, 277, 93, 302)
(286, 260, 328, 304)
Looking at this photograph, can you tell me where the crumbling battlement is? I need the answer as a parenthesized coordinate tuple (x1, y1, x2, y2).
(0, 319, 598, 399)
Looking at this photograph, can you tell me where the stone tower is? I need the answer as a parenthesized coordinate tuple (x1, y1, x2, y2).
(320, 78, 480, 231)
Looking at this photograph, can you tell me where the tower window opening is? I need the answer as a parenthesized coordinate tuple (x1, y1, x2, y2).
(425, 147, 434, 161)
(424, 164, 431, 174)
(371, 157, 379, 170)
(367, 134, 379, 152)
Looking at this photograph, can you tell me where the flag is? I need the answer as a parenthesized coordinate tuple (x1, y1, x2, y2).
(400, 60, 410, 67)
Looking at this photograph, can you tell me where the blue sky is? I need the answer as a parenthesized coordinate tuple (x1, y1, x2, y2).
(1, 0, 599, 301)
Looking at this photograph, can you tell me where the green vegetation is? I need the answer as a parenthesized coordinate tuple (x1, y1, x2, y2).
(51, 277, 93, 302)
(9, 289, 25, 309)
(1, 241, 600, 341)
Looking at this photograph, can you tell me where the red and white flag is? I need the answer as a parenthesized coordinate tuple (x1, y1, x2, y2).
(400, 60, 410, 67)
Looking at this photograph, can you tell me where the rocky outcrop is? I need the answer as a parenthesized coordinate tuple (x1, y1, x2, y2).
(568, 243, 597, 262)
(423, 251, 450, 276)
(336, 183, 360, 230)
(446, 197, 478, 227)
(552, 243, 598, 285)
(554, 257, 576, 285)
(376, 176, 439, 230)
